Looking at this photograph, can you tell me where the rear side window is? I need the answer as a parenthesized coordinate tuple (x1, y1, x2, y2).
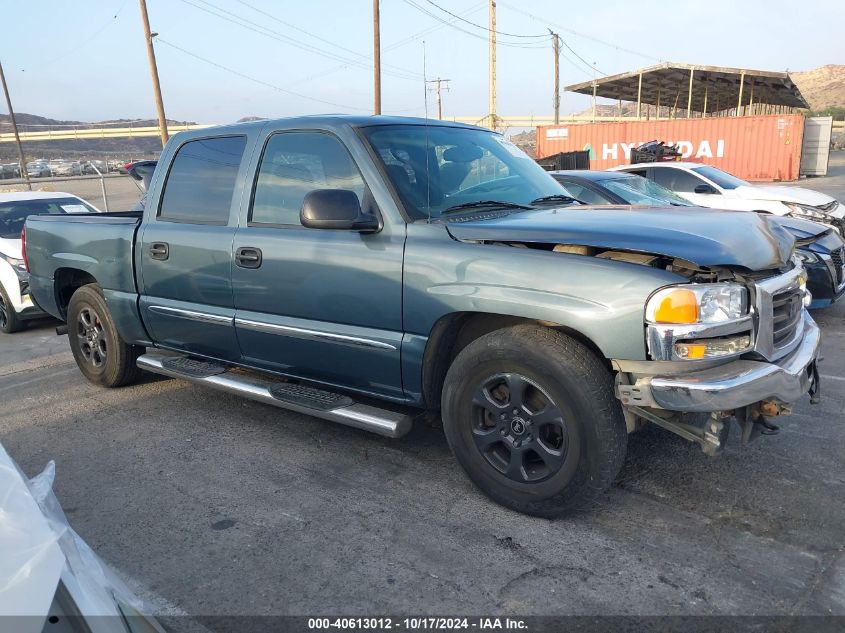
(158, 136, 247, 224)
(651, 167, 706, 193)
(250, 132, 366, 226)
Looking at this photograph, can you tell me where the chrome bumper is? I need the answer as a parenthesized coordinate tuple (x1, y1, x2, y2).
(629, 315, 821, 413)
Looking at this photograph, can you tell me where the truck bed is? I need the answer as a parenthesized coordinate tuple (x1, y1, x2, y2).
(25, 211, 143, 322)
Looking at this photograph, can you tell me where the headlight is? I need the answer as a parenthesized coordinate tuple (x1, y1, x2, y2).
(646, 283, 748, 324)
(1, 254, 26, 273)
(784, 202, 827, 220)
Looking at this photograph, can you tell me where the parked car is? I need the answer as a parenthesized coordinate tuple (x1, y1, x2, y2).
(24, 116, 822, 517)
(81, 159, 109, 175)
(1, 191, 100, 333)
(25, 161, 51, 178)
(48, 160, 83, 177)
(551, 170, 845, 309)
(0, 163, 21, 179)
(610, 162, 845, 234)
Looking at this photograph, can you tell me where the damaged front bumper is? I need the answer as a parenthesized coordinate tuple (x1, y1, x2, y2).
(617, 314, 821, 413)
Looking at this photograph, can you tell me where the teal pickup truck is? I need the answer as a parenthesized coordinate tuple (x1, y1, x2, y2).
(24, 116, 821, 516)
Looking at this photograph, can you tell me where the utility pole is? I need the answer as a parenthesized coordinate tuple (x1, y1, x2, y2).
(373, 0, 381, 115)
(139, 0, 169, 147)
(426, 78, 451, 120)
(549, 30, 560, 125)
(487, 0, 496, 130)
(0, 60, 31, 190)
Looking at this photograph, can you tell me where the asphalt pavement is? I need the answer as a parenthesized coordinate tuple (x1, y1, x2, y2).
(0, 155, 843, 623)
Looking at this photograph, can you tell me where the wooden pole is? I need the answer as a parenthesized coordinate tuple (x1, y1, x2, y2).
(373, 0, 381, 114)
(549, 31, 559, 125)
(636, 71, 643, 120)
(736, 71, 745, 116)
(488, 0, 497, 129)
(686, 67, 694, 118)
(0, 60, 31, 190)
(139, 0, 169, 146)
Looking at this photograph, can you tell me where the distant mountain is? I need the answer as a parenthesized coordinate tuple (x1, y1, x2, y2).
(0, 113, 197, 161)
(791, 64, 845, 111)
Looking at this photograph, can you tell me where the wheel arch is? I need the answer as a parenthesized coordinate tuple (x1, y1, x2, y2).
(420, 311, 610, 409)
(54, 268, 98, 319)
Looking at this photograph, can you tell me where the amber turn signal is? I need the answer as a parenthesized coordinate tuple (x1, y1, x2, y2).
(649, 288, 699, 324)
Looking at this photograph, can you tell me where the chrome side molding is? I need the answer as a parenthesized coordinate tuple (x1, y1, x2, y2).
(234, 318, 397, 351)
(148, 305, 233, 326)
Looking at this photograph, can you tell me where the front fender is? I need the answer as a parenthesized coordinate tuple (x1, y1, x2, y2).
(403, 223, 684, 361)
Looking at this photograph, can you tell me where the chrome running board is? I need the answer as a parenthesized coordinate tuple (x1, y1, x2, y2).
(136, 351, 412, 438)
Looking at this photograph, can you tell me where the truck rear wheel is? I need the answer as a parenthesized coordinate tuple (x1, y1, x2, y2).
(441, 325, 627, 517)
(67, 284, 143, 387)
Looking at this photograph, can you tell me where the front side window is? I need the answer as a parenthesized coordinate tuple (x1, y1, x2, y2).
(158, 136, 246, 224)
(362, 125, 565, 219)
(250, 132, 366, 226)
(651, 167, 707, 193)
(691, 165, 748, 190)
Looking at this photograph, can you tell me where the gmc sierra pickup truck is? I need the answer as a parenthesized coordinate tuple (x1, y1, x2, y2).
(24, 116, 821, 516)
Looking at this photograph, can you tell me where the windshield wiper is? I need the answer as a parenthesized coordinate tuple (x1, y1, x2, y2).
(530, 194, 582, 205)
(441, 200, 533, 215)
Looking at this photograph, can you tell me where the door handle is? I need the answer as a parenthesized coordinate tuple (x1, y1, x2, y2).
(149, 242, 169, 260)
(235, 247, 262, 269)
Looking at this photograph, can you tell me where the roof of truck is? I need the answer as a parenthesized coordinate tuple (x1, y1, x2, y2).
(174, 114, 483, 138)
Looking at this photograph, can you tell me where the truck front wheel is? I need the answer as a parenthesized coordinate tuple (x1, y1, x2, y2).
(441, 325, 627, 517)
(67, 284, 143, 387)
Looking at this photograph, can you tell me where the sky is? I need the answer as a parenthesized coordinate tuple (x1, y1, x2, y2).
(1, 0, 843, 125)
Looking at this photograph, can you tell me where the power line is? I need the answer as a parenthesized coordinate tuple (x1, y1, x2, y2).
(232, 0, 423, 80)
(279, 1, 487, 90)
(400, 0, 547, 49)
(155, 38, 370, 111)
(422, 0, 546, 38)
(176, 0, 422, 80)
(498, 1, 663, 64)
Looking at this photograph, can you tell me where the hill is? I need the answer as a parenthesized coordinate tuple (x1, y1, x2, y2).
(0, 113, 197, 161)
(790, 64, 845, 111)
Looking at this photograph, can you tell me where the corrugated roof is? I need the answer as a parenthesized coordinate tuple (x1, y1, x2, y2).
(565, 62, 809, 112)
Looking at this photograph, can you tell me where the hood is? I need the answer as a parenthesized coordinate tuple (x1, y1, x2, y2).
(733, 184, 834, 206)
(445, 206, 795, 271)
(0, 236, 23, 259)
(770, 216, 831, 240)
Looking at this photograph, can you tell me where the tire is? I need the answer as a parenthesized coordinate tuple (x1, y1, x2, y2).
(0, 285, 25, 333)
(441, 325, 627, 518)
(67, 284, 143, 387)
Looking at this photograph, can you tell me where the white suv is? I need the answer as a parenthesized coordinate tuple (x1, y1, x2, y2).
(610, 162, 844, 233)
(0, 191, 100, 333)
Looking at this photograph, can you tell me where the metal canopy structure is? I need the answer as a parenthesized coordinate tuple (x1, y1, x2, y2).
(565, 62, 809, 117)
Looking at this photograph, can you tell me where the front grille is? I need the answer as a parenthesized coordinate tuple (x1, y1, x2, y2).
(771, 288, 804, 348)
(832, 247, 844, 286)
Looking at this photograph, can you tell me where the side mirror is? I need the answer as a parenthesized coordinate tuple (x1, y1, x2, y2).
(300, 189, 379, 233)
(694, 183, 716, 194)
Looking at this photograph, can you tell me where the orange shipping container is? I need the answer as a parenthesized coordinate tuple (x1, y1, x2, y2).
(536, 114, 804, 182)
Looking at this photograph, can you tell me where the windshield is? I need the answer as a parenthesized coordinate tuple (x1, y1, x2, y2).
(601, 175, 693, 206)
(691, 165, 748, 190)
(362, 125, 568, 219)
(0, 197, 98, 238)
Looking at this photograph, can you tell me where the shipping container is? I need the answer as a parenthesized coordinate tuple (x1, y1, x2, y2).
(536, 114, 805, 181)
